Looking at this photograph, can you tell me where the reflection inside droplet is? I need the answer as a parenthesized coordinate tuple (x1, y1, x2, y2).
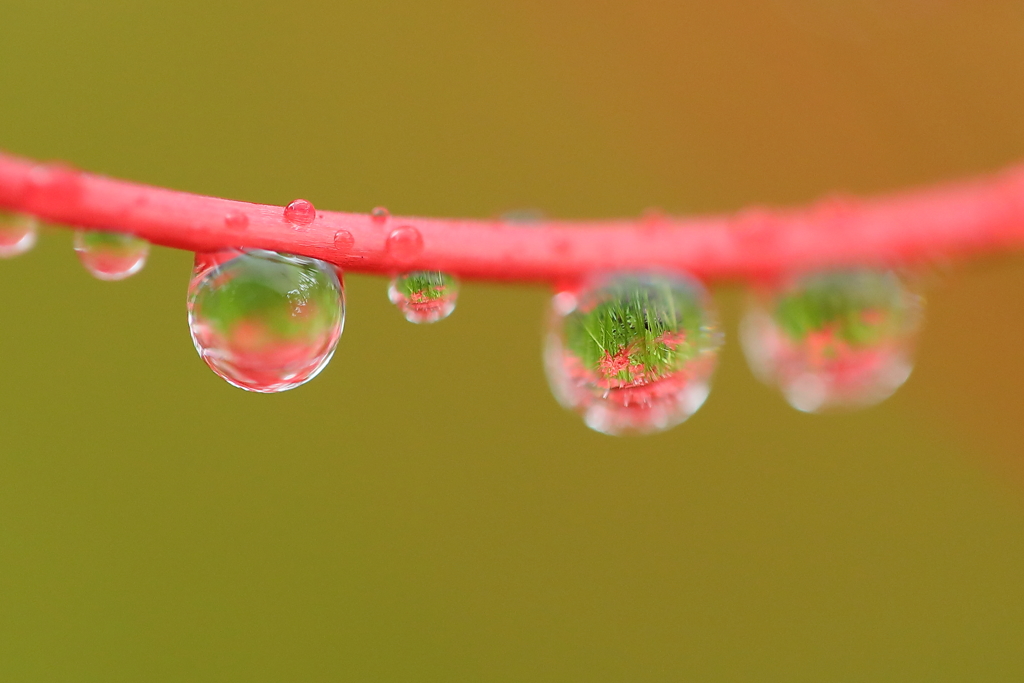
(388, 271, 460, 323)
(544, 272, 722, 436)
(740, 269, 922, 413)
(74, 230, 149, 280)
(187, 249, 345, 393)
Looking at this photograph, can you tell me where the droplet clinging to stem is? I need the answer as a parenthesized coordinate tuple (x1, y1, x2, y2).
(74, 230, 149, 280)
(740, 269, 923, 412)
(388, 271, 460, 324)
(187, 249, 345, 393)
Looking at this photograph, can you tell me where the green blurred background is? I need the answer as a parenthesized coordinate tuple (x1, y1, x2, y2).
(2, 1, 1024, 680)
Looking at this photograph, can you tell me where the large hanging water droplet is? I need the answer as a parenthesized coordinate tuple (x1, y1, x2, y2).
(0, 210, 38, 258)
(544, 272, 722, 436)
(187, 250, 345, 393)
(740, 269, 922, 413)
(388, 271, 460, 324)
(74, 230, 149, 280)
(284, 199, 316, 227)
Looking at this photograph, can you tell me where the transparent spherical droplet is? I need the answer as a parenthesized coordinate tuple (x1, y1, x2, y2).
(370, 206, 390, 224)
(740, 269, 922, 413)
(74, 230, 149, 280)
(284, 199, 316, 227)
(544, 272, 722, 436)
(0, 210, 38, 258)
(224, 209, 249, 230)
(187, 249, 344, 393)
(385, 226, 423, 263)
(388, 271, 459, 324)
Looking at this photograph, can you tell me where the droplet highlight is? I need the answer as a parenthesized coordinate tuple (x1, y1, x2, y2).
(370, 206, 390, 224)
(385, 226, 423, 263)
(0, 210, 38, 258)
(388, 271, 460, 324)
(544, 272, 722, 436)
(187, 250, 345, 393)
(740, 269, 922, 413)
(284, 199, 316, 227)
(74, 230, 149, 280)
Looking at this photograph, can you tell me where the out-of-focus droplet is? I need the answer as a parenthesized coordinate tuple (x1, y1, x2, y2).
(333, 229, 354, 252)
(187, 249, 344, 393)
(284, 199, 316, 227)
(388, 271, 459, 324)
(28, 163, 83, 207)
(385, 225, 423, 263)
(640, 208, 668, 232)
(740, 269, 922, 413)
(0, 210, 38, 258)
(74, 230, 149, 280)
(224, 209, 249, 230)
(370, 206, 390, 224)
(500, 208, 545, 225)
(544, 272, 722, 436)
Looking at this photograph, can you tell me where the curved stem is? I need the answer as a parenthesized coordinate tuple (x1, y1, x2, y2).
(2, 150, 1023, 284)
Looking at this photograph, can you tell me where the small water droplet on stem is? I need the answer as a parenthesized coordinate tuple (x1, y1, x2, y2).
(333, 229, 354, 252)
(28, 163, 84, 208)
(370, 207, 390, 224)
(386, 226, 423, 263)
(224, 210, 249, 230)
(284, 199, 316, 227)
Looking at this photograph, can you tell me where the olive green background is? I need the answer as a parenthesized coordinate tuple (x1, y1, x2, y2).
(3, 1, 1024, 680)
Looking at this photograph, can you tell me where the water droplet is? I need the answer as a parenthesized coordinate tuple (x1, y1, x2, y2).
(370, 206, 390, 224)
(388, 271, 460, 324)
(0, 210, 38, 258)
(28, 163, 83, 207)
(284, 199, 316, 227)
(224, 209, 249, 230)
(544, 272, 722, 436)
(333, 229, 354, 252)
(74, 230, 149, 280)
(551, 237, 573, 259)
(501, 208, 545, 225)
(187, 250, 345, 393)
(385, 226, 423, 263)
(740, 269, 922, 413)
(640, 208, 668, 232)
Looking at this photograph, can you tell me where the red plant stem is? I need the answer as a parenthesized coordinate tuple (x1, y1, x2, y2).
(1, 150, 1024, 285)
